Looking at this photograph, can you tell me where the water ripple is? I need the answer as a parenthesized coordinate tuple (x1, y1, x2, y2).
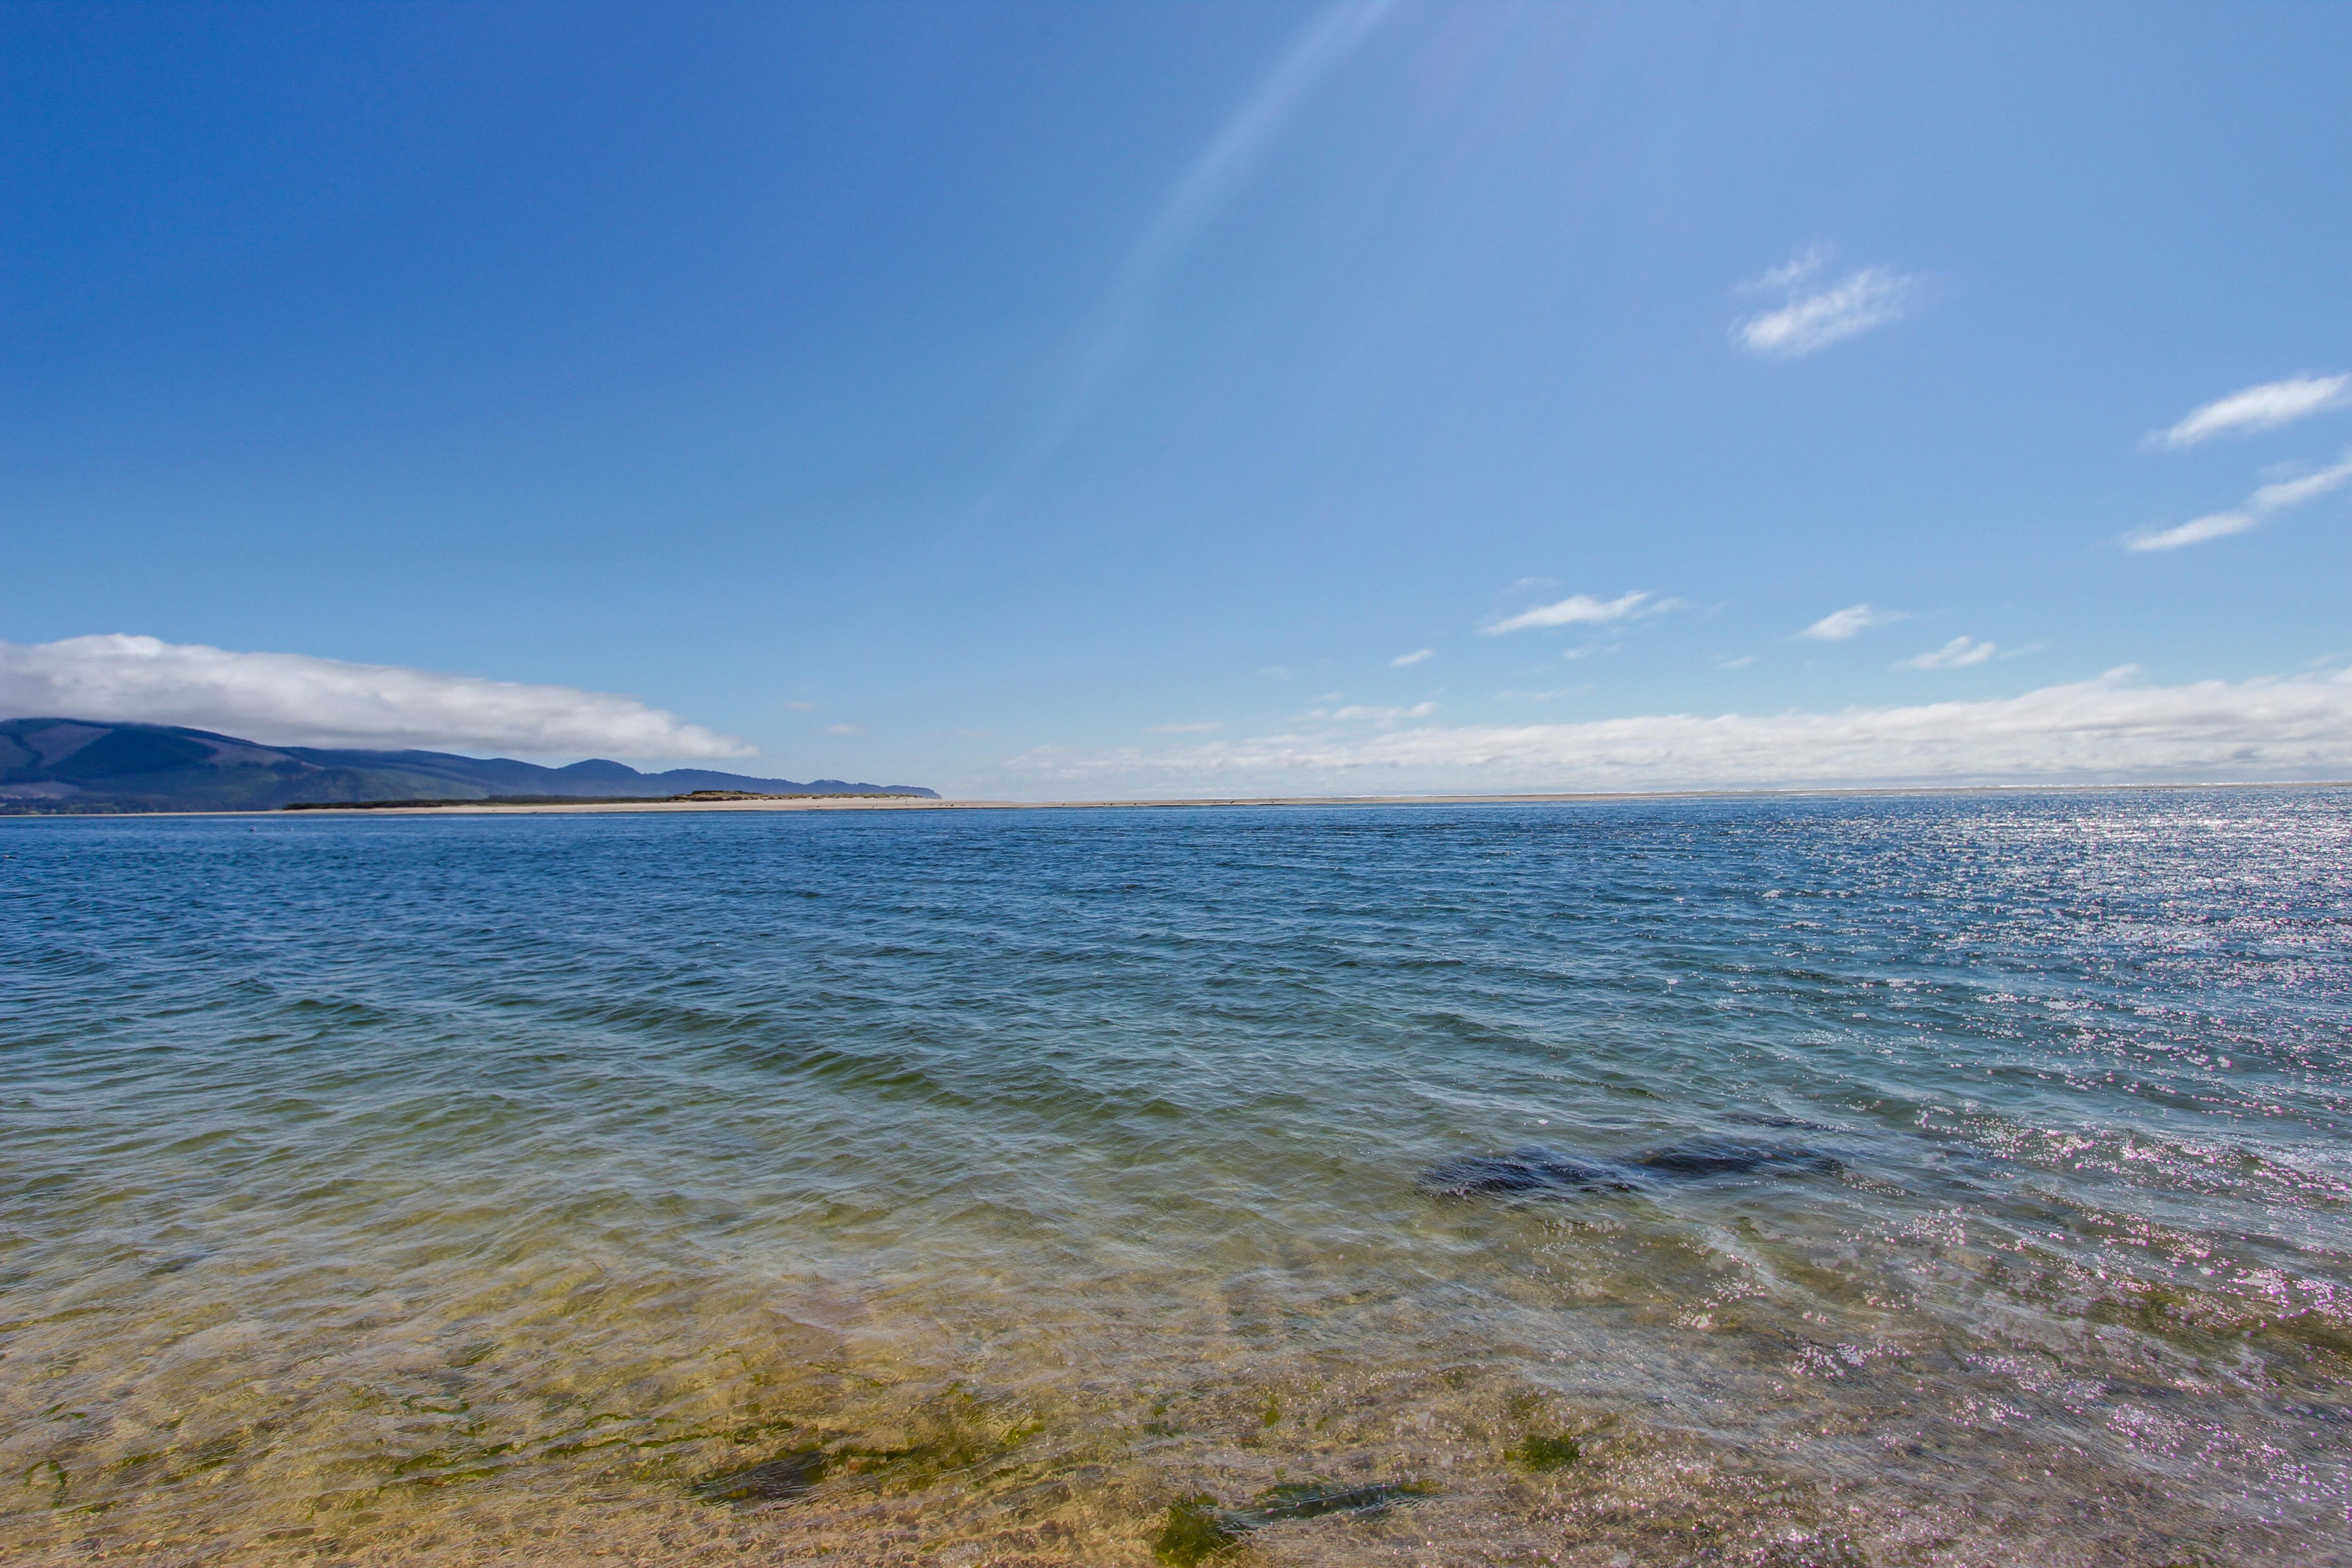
(2, 789, 2348, 1564)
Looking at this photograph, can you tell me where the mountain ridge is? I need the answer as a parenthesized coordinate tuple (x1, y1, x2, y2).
(0, 718, 938, 812)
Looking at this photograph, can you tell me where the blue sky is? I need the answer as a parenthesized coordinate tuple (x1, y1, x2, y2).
(5, 0, 2350, 796)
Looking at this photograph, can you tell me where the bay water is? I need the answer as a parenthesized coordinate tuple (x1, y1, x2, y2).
(3, 791, 2348, 1565)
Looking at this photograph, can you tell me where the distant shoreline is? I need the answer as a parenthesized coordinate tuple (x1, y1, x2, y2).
(4, 777, 2346, 820)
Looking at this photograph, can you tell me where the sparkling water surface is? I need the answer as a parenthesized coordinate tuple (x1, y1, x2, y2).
(3, 791, 2349, 1566)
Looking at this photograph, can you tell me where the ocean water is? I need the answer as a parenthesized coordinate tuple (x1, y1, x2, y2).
(2, 791, 2349, 1568)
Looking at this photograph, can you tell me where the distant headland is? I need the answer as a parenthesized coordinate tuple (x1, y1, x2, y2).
(0, 718, 938, 814)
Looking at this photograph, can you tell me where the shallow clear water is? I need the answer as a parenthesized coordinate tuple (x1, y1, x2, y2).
(3, 791, 2349, 1567)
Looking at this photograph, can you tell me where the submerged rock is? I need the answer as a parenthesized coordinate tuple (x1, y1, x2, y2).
(1423, 1137, 1841, 1198)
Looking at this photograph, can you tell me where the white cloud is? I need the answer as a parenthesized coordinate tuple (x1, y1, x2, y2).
(779, 700, 819, 712)
(1736, 264, 1923, 358)
(0, 634, 751, 758)
(1391, 648, 1435, 667)
(1502, 576, 1560, 594)
(1484, 590, 1659, 635)
(2128, 511, 2259, 553)
(2249, 452, 2352, 511)
(2153, 374, 2349, 448)
(1718, 654, 1758, 669)
(1308, 702, 1436, 722)
(1746, 245, 1831, 292)
(2129, 450, 2352, 551)
(1897, 636, 1996, 670)
(823, 723, 868, 737)
(1149, 721, 1223, 733)
(1799, 603, 1902, 641)
(1001, 668, 2352, 796)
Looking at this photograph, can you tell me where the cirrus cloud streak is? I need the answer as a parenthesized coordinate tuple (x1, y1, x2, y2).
(0, 635, 753, 757)
(1485, 590, 1667, 635)
(2130, 450, 2352, 551)
(1898, 636, 1996, 670)
(2153, 374, 2349, 448)
(1800, 603, 1901, 640)
(1736, 255, 1924, 358)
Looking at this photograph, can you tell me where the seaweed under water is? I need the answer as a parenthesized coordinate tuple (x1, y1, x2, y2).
(1152, 1480, 1440, 1564)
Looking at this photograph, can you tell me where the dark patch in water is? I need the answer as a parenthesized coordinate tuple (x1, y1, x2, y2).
(689, 1446, 829, 1504)
(689, 1397, 1037, 1508)
(1503, 1431, 1583, 1472)
(1152, 1495, 1239, 1565)
(1629, 1137, 1842, 1178)
(1718, 1111, 1844, 1132)
(1422, 1146, 1639, 1196)
(1152, 1481, 1438, 1563)
(1235, 1479, 1438, 1524)
(1423, 1138, 1840, 1198)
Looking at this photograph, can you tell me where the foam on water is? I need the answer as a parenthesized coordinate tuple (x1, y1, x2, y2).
(2, 791, 2348, 1565)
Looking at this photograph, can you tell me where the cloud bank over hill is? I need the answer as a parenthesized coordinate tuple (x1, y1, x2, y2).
(1002, 668, 2352, 797)
(0, 635, 753, 758)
